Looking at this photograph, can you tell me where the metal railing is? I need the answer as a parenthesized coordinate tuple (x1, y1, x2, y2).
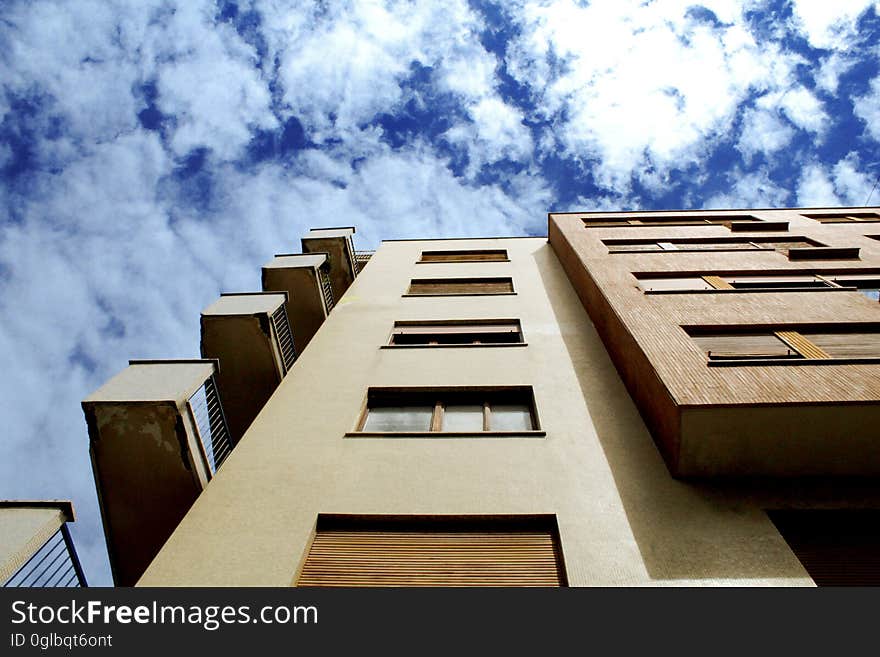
(3, 525, 87, 587)
(355, 250, 374, 270)
(318, 268, 335, 314)
(271, 305, 297, 374)
(188, 376, 232, 475)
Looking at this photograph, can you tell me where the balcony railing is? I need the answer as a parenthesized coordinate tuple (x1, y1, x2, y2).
(271, 304, 297, 374)
(3, 525, 87, 587)
(188, 376, 232, 475)
(355, 250, 374, 271)
(318, 268, 335, 314)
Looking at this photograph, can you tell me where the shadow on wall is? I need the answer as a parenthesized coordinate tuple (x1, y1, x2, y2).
(531, 243, 813, 582)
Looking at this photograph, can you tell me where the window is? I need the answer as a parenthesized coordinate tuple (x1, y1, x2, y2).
(352, 387, 541, 435)
(685, 325, 880, 364)
(804, 212, 880, 223)
(419, 249, 508, 262)
(638, 271, 880, 297)
(297, 514, 567, 587)
(605, 236, 822, 256)
(583, 214, 762, 228)
(387, 320, 524, 346)
(406, 277, 514, 295)
(768, 510, 880, 586)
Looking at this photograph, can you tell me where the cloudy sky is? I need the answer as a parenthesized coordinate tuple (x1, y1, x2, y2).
(2, 0, 879, 585)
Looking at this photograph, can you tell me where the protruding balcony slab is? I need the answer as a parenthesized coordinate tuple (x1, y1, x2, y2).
(201, 292, 293, 444)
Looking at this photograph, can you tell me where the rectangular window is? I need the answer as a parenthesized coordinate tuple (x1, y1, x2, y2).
(583, 214, 761, 228)
(387, 320, 524, 346)
(406, 277, 514, 295)
(297, 514, 567, 587)
(638, 271, 880, 296)
(352, 387, 541, 435)
(685, 325, 880, 364)
(804, 212, 880, 223)
(419, 249, 508, 262)
(606, 236, 822, 256)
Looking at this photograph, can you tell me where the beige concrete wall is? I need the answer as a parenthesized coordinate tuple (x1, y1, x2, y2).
(0, 505, 66, 583)
(138, 236, 847, 586)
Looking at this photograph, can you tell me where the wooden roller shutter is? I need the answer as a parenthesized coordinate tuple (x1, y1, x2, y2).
(768, 510, 880, 586)
(420, 250, 508, 262)
(407, 278, 514, 295)
(297, 515, 566, 587)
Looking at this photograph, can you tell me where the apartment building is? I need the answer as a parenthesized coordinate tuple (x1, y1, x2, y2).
(85, 210, 880, 587)
(1, 500, 87, 587)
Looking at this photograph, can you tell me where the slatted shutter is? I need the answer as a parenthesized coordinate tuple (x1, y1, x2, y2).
(702, 275, 733, 290)
(297, 516, 566, 587)
(407, 278, 514, 295)
(768, 510, 880, 586)
(774, 331, 830, 359)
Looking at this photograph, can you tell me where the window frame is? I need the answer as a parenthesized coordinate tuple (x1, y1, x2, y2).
(604, 236, 825, 255)
(382, 319, 526, 348)
(417, 249, 510, 263)
(803, 212, 880, 224)
(348, 386, 544, 437)
(636, 269, 880, 296)
(582, 214, 765, 228)
(404, 277, 516, 297)
(683, 323, 880, 366)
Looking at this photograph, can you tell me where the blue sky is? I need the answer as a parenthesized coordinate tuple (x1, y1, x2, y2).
(1, 0, 879, 585)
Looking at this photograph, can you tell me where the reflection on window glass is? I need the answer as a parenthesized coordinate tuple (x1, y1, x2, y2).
(443, 404, 484, 431)
(859, 289, 879, 301)
(491, 404, 533, 431)
(363, 406, 433, 432)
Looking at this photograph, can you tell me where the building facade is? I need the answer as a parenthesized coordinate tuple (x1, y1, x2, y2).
(85, 209, 880, 587)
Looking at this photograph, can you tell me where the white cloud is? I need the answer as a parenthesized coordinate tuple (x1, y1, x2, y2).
(704, 168, 790, 208)
(854, 76, 880, 142)
(832, 153, 875, 204)
(737, 107, 795, 161)
(777, 88, 829, 135)
(796, 164, 841, 206)
(789, 0, 879, 50)
(815, 53, 856, 93)
(505, 0, 811, 190)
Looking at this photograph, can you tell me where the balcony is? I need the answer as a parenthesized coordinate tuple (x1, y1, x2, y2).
(200, 292, 294, 444)
(82, 359, 229, 585)
(1, 501, 86, 587)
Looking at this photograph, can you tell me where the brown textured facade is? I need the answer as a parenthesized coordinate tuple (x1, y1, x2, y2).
(549, 207, 880, 477)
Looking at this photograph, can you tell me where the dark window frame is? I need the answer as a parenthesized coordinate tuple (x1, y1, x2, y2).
(383, 319, 526, 348)
(683, 323, 880, 366)
(417, 249, 510, 263)
(635, 269, 880, 296)
(604, 235, 825, 256)
(404, 277, 516, 297)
